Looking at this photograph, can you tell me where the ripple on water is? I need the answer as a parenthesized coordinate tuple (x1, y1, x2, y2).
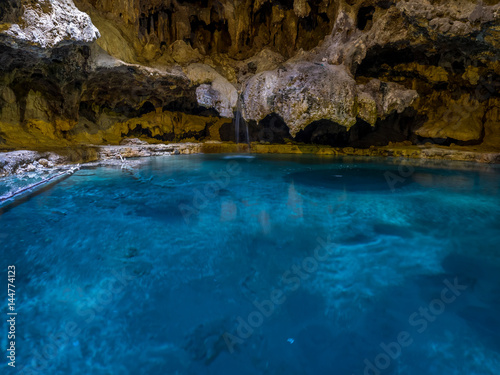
(0, 154, 499, 375)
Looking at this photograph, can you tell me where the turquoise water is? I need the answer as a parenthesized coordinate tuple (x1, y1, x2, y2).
(1, 154, 500, 375)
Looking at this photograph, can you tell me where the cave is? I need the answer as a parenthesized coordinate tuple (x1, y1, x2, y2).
(295, 120, 354, 146)
(219, 113, 293, 143)
(0, 1, 499, 374)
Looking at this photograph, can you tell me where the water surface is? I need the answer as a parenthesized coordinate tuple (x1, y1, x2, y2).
(1, 154, 499, 374)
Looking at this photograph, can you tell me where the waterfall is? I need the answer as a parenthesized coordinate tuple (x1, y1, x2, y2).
(234, 95, 250, 151)
(235, 108, 240, 145)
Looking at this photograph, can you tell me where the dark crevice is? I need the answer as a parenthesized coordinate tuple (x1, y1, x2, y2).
(293, 108, 428, 148)
(271, 0, 294, 11)
(415, 136, 483, 147)
(352, 108, 427, 147)
(252, 114, 293, 143)
(355, 44, 438, 77)
(177, 0, 209, 6)
(122, 123, 208, 142)
(0, 0, 21, 23)
(377, 0, 395, 10)
(138, 101, 156, 116)
(78, 102, 97, 123)
(357, 6, 375, 31)
(190, 16, 231, 54)
(295, 120, 353, 146)
(122, 125, 173, 142)
(219, 113, 292, 143)
(162, 101, 220, 117)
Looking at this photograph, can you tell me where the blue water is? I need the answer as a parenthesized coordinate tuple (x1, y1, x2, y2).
(1, 154, 500, 375)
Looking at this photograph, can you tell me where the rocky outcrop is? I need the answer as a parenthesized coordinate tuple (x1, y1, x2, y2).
(0, 0, 498, 152)
(1, 0, 99, 47)
(186, 64, 238, 118)
(242, 62, 418, 136)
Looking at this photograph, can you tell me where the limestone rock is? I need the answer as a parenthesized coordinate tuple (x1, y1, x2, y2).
(242, 62, 358, 136)
(171, 40, 203, 65)
(1, 0, 100, 48)
(186, 64, 238, 118)
(242, 62, 418, 136)
(416, 94, 485, 142)
(359, 79, 419, 119)
(0, 0, 499, 150)
(294, 0, 312, 18)
(484, 98, 500, 146)
(120, 138, 149, 146)
(87, 11, 138, 64)
(243, 48, 286, 75)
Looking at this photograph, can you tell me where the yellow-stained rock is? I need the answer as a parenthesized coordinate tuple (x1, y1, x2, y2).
(484, 98, 500, 146)
(462, 66, 481, 85)
(394, 63, 449, 83)
(416, 93, 485, 142)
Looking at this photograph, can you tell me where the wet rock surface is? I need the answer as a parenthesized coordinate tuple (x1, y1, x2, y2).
(0, 150, 67, 177)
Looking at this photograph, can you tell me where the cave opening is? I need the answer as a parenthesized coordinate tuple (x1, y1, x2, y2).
(162, 100, 220, 117)
(253, 114, 293, 143)
(189, 16, 231, 54)
(122, 124, 175, 142)
(348, 108, 428, 148)
(218, 114, 292, 143)
(293, 108, 428, 148)
(355, 45, 438, 77)
(295, 120, 354, 146)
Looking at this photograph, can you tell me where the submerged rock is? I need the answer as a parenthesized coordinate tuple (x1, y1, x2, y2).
(185, 319, 233, 364)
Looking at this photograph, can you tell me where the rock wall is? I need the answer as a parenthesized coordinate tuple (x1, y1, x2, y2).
(0, 0, 499, 150)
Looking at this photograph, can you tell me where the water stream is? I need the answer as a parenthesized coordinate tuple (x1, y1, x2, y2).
(234, 95, 250, 149)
